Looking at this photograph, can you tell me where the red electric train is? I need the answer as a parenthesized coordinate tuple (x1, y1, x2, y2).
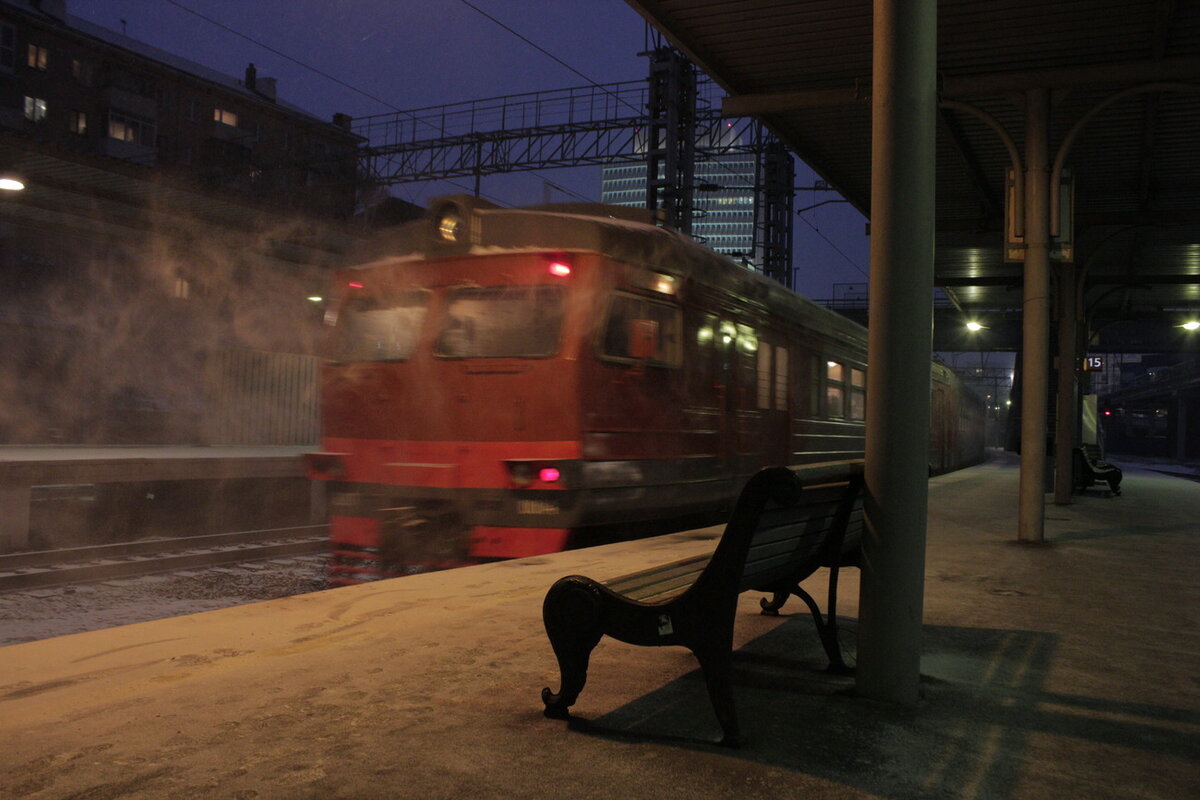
(306, 196, 984, 585)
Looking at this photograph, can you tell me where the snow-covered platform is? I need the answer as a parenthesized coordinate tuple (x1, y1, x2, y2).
(1, 451, 1197, 799)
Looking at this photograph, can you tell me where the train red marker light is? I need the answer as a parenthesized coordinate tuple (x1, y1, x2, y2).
(548, 262, 572, 277)
(539, 467, 561, 483)
(347, 281, 364, 289)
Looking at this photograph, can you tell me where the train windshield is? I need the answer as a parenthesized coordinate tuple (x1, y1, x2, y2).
(332, 289, 430, 362)
(435, 285, 564, 359)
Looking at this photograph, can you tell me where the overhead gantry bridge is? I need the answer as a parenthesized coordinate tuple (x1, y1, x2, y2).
(351, 49, 797, 286)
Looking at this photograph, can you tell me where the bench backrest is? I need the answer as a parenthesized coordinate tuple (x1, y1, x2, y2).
(739, 478, 863, 593)
(688, 460, 864, 602)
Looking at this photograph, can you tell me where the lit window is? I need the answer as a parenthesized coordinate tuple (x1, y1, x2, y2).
(71, 58, 94, 85)
(736, 323, 757, 355)
(213, 107, 238, 127)
(849, 368, 866, 421)
(27, 43, 48, 71)
(24, 96, 47, 122)
(108, 109, 155, 145)
(825, 360, 846, 418)
(69, 110, 87, 135)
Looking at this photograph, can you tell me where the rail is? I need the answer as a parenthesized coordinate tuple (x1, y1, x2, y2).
(0, 525, 327, 592)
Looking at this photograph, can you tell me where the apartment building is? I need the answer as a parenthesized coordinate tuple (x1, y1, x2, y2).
(0, 0, 360, 217)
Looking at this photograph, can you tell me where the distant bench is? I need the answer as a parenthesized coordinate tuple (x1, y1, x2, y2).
(540, 460, 864, 747)
(1073, 445, 1122, 496)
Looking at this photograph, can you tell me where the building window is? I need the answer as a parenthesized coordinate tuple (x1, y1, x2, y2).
(24, 96, 47, 122)
(27, 44, 48, 71)
(213, 107, 238, 127)
(108, 109, 155, 146)
(1, 23, 15, 71)
(69, 110, 87, 135)
(71, 58, 94, 85)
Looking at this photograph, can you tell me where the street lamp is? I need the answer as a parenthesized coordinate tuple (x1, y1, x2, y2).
(0, 169, 25, 192)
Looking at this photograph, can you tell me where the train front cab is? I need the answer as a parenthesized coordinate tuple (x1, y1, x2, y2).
(307, 248, 599, 584)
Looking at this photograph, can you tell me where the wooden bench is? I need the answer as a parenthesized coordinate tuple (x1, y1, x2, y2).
(540, 460, 864, 747)
(1073, 445, 1122, 496)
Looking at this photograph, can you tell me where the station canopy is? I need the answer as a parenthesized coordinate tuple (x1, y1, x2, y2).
(626, 0, 1200, 352)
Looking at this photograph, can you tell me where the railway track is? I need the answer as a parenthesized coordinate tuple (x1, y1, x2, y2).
(0, 525, 328, 592)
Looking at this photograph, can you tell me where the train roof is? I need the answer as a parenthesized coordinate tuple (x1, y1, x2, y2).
(351, 196, 867, 348)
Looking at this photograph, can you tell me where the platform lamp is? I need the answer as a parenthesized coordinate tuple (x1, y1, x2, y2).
(1180, 320, 1200, 332)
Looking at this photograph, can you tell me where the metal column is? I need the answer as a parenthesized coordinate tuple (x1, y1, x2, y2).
(1054, 260, 1080, 504)
(756, 132, 795, 287)
(1018, 89, 1052, 541)
(856, 0, 937, 706)
(645, 48, 696, 234)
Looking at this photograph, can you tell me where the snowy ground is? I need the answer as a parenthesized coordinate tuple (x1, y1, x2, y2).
(0, 556, 328, 646)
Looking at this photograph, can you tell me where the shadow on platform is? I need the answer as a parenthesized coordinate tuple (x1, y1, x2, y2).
(566, 617, 1199, 800)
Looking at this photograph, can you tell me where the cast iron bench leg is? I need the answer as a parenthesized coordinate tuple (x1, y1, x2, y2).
(692, 642, 740, 747)
(542, 576, 605, 718)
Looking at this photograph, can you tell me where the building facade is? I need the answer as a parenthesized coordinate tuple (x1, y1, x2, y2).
(601, 144, 759, 268)
(0, 0, 360, 218)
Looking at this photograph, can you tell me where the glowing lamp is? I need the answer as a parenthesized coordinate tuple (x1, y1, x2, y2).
(539, 467, 561, 483)
(548, 262, 572, 277)
(0, 175, 25, 192)
(347, 281, 364, 289)
(1181, 320, 1200, 331)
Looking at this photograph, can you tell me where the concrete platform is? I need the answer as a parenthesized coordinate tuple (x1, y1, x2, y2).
(1, 451, 1197, 799)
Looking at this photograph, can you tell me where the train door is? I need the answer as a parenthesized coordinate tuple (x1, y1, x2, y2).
(755, 338, 791, 466)
(714, 317, 738, 467)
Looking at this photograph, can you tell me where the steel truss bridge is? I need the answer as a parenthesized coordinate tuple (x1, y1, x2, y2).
(351, 50, 796, 286)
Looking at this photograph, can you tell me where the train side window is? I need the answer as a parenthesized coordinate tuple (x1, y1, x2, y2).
(599, 292, 681, 366)
(774, 346, 789, 410)
(696, 314, 717, 348)
(825, 360, 846, 418)
(756, 345, 771, 409)
(332, 289, 430, 363)
(849, 367, 866, 420)
(736, 324, 758, 356)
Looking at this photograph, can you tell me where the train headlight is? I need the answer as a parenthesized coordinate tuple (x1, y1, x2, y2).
(508, 462, 534, 487)
(436, 209, 464, 242)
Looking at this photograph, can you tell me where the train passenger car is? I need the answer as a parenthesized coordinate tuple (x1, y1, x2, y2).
(306, 196, 983, 584)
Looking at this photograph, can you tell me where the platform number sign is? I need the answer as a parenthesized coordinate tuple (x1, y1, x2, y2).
(1083, 356, 1104, 372)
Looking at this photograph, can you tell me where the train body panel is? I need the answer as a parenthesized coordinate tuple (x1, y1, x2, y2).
(308, 197, 983, 584)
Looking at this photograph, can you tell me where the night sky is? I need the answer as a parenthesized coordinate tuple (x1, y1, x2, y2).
(66, 0, 869, 299)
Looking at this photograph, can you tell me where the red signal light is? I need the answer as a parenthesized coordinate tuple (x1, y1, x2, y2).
(548, 262, 571, 278)
(347, 281, 364, 289)
(539, 467, 561, 483)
